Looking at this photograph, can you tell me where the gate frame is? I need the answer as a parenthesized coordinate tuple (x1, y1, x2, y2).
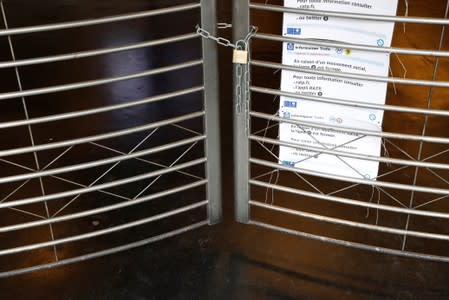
(233, 0, 251, 224)
(202, 0, 223, 225)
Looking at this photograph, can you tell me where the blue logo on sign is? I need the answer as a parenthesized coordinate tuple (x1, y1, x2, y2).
(283, 112, 291, 119)
(284, 100, 297, 108)
(369, 114, 376, 121)
(377, 39, 385, 47)
(287, 27, 301, 35)
(282, 161, 295, 167)
(287, 42, 295, 51)
(336, 48, 343, 54)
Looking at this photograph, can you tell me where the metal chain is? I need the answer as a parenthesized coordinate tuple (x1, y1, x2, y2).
(196, 24, 258, 135)
(195, 25, 237, 49)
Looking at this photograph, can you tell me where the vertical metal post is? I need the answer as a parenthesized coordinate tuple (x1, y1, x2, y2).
(201, 0, 222, 224)
(233, 0, 250, 223)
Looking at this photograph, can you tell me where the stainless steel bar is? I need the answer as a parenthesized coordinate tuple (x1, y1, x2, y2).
(131, 142, 199, 201)
(0, 201, 208, 256)
(0, 3, 201, 36)
(251, 201, 449, 241)
(0, 158, 206, 209)
(51, 129, 158, 218)
(0, 136, 205, 184)
(250, 86, 449, 117)
(0, 86, 203, 129)
(402, 0, 449, 251)
(90, 141, 203, 181)
(0, 33, 198, 68)
(0, 111, 205, 157)
(0, 221, 208, 278)
(249, 3, 449, 25)
(0, 181, 207, 233)
(233, 0, 251, 224)
(250, 111, 449, 144)
(201, 0, 222, 225)
(250, 180, 449, 219)
(249, 221, 449, 263)
(254, 33, 449, 57)
(251, 59, 449, 88)
(250, 159, 449, 196)
(0, 60, 202, 101)
(250, 135, 449, 171)
(1, 1, 59, 262)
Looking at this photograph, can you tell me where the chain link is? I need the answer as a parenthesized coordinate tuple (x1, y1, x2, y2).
(195, 25, 237, 49)
(196, 24, 258, 136)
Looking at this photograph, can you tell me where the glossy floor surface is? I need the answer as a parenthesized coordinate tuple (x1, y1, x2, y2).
(1, 0, 449, 299)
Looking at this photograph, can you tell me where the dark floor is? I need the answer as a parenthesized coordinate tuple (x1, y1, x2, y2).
(1, 0, 449, 299)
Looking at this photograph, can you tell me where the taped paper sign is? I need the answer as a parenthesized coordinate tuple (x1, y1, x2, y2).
(283, 0, 399, 47)
(279, 0, 398, 179)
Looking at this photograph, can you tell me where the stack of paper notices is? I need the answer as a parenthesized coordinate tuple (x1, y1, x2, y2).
(279, 0, 398, 180)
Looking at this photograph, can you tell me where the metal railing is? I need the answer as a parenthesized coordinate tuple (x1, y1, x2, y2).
(233, 0, 449, 262)
(0, 0, 221, 277)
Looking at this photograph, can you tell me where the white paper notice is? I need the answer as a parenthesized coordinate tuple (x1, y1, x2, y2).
(279, 0, 398, 179)
(283, 0, 398, 47)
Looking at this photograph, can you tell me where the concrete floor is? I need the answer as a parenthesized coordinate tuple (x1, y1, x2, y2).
(1, 0, 449, 299)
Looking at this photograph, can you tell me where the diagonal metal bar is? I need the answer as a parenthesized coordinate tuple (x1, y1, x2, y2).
(1, 1, 58, 261)
(132, 142, 199, 200)
(425, 147, 449, 161)
(0, 158, 35, 172)
(414, 194, 449, 209)
(402, 0, 449, 251)
(51, 129, 158, 217)
(8, 207, 46, 220)
(90, 141, 203, 180)
(0, 147, 73, 204)
(50, 175, 131, 202)
(292, 172, 324, 195)
(171, 123, 202, 136)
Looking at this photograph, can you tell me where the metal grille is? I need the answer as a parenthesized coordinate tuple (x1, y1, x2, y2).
(233, 0, 449, 261)
(0, 0, 221, 277)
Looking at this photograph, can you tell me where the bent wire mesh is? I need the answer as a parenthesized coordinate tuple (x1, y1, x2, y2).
(0, 0, 221, 277)
(234, 0, 449, 261)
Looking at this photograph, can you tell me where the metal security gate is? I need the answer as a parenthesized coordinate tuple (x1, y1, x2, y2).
(0, 1, 221, 277)
(233, 1, 449, 261)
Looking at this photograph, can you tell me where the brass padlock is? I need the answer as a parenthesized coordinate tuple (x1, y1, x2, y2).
(233, 49, 248, 64)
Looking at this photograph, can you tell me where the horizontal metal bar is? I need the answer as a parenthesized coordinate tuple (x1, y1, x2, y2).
(250, 180, 449, 219)
(250, 135, 449, 171)
(0, 136, 204, 184)
(0, 220, 208, 278)
(0, 33, 198, 69)
(0, 111, 204, 157)
(251, 201, 449, 241)
(0, 180, 207, 232)
(251, 59, 449, 88)
(0, 60, 202, 101)
(250, 3, 449, 25)
(250, 86, 449, 117)
(250, 159, 449, 196)
(250, 111, 449, 144)
(0, 3, 201, 36)
(249, 221, 449, 263)
(0, 158, 206, 209)
(0, 200, 207, 256)
(254, 33, 449, 57)
(0, 86, 203, 129)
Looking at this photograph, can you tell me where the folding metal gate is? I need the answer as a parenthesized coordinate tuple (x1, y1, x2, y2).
(234, 0, 449, 262)
(0, 1, 221, 277)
